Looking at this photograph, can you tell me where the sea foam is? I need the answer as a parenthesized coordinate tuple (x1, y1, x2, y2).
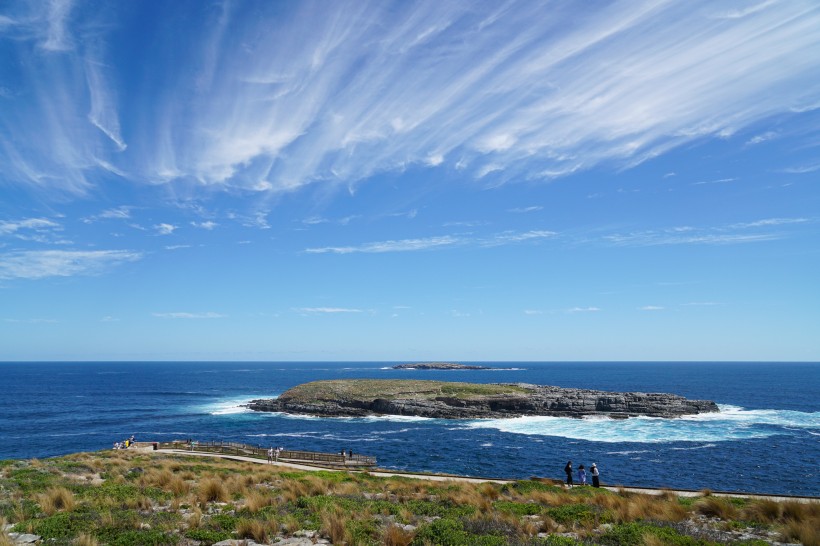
(461, 404, 820, 444)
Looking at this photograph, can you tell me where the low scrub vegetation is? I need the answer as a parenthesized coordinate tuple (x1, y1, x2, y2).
(0, 450, 817, 545)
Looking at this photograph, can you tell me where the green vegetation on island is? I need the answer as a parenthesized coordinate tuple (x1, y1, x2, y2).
(275, 379, 530, 402)
(1, 450, 818, 546)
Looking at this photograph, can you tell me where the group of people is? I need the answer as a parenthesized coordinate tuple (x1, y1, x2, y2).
(564, 460, 600, 487)
(267, 446, 284, 463)
(113, 435, 136, 450)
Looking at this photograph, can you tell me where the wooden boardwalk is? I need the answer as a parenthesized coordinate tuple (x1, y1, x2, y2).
(154, 440, 376, 468)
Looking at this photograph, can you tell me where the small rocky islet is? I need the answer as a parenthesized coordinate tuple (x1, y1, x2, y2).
(392, 362, 495, 370)
(248, 379, 719, 419)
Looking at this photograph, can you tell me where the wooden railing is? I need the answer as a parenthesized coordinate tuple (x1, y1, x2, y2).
(157, 440, 376, 467)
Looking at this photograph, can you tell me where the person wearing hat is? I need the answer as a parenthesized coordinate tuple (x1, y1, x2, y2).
(591, 463, 600, 487)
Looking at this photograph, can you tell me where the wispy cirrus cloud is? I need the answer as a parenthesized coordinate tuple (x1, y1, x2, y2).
(152, 312, 225, 319)
(639, 305, 664, 311)
(568, 307, 600, 313)
(602, 217, 811, 247)
(154, 223, 177, 235)
(0, 249, 141, 279)
(2, 1, 819, 198)
(0, 218, 62, 241)
(304, 229, 555, 254)
(293, 307, 364, 314)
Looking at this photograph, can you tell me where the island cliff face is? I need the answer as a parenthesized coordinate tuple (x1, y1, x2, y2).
(248, 379, 719, 419)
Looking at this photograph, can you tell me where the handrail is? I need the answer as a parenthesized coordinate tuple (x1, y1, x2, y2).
(156, 439, 376, 466)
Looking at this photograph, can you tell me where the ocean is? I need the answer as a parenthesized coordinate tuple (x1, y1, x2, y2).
(0, 361, 817, 496)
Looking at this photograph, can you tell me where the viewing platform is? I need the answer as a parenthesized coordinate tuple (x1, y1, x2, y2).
(154, 440, 377, 468)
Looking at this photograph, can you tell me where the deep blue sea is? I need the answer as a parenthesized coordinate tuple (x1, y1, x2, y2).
(1, 362, 818, 496)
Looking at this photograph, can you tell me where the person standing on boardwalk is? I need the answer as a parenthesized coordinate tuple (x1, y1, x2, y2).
(564, 461, 573, 487)
(267, 447, 273, 464)
(591, 463, 600, 487)
(578, 464, 587, 486)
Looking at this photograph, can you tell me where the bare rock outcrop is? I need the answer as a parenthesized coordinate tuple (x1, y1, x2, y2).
(248, 379, 718, 419)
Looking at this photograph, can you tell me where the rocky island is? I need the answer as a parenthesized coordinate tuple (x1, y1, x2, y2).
(392, 362, 494, 370)
(248, 379, 719, 419)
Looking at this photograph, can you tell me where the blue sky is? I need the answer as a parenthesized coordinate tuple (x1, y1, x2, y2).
(1, 0, 819, 361)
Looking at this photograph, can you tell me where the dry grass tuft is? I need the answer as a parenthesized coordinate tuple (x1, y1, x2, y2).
(381, 523, 416, 546)
(281, 479, 309, 503)
(39, 486, 76, 515)
(781, 519, 820, 546)
(185, 507, 203, 529)
(167, 475, 190, 497)
(74, 533, 99, 546)
(236, 518, 267, 543)
(742, 499, 781, 523)
(143, 469, 174, 488)
(694, 497, 738, 520)
(281, 513, 301, 534)
(244, 490, 275, 513)
(198, 478, 228, 503)
(320, 506, 349, 544)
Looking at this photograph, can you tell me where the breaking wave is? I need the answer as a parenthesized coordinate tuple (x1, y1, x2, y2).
(462, 405, 820, 444)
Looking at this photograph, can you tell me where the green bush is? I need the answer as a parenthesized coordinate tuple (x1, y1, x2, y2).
(9, 467, 55, 491)
(13, 512, 94, 539)
(184, 528, 232, 545)
(96, 528, 179, 546)
(410, 518, 507, 546)
(535, 536, 583, 545)
(493, 500, 543, 516)
(545, 503, 606, 525)
(206, 513, 238, 532)
(506, 480, 562, 495)
(598, 522, 714, 546)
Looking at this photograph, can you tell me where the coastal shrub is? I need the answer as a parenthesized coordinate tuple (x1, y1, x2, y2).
(205, 513, 237, 532)
(95, 528, 178, 546)
(493, 501, 543, 517)
(14, 512, 94, 540)
(183, 528, 230, 545)
(545, 503, 607, 526)
(535, 536, 583, 545)
(9, 467, 55, 492)
(597, 522, 709, 546)
(346, 517, 379, 545)
(505, 480, 562, 496)
(410, 517, 507, 546)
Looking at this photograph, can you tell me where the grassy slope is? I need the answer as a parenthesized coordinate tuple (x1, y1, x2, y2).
(1, 452, 819, 546)
(278, 379, 530, 403)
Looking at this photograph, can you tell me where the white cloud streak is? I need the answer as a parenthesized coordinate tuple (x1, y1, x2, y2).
(602, 217, 811, 247)
(293, 307, 364, 314)
(0, 249, 141, 279)
(152, 312, 225, 319)
(304, 229, 555, 254)
(2, 1, 820, 197)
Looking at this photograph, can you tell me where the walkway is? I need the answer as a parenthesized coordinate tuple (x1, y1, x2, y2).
(150, 448, 818, 503)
